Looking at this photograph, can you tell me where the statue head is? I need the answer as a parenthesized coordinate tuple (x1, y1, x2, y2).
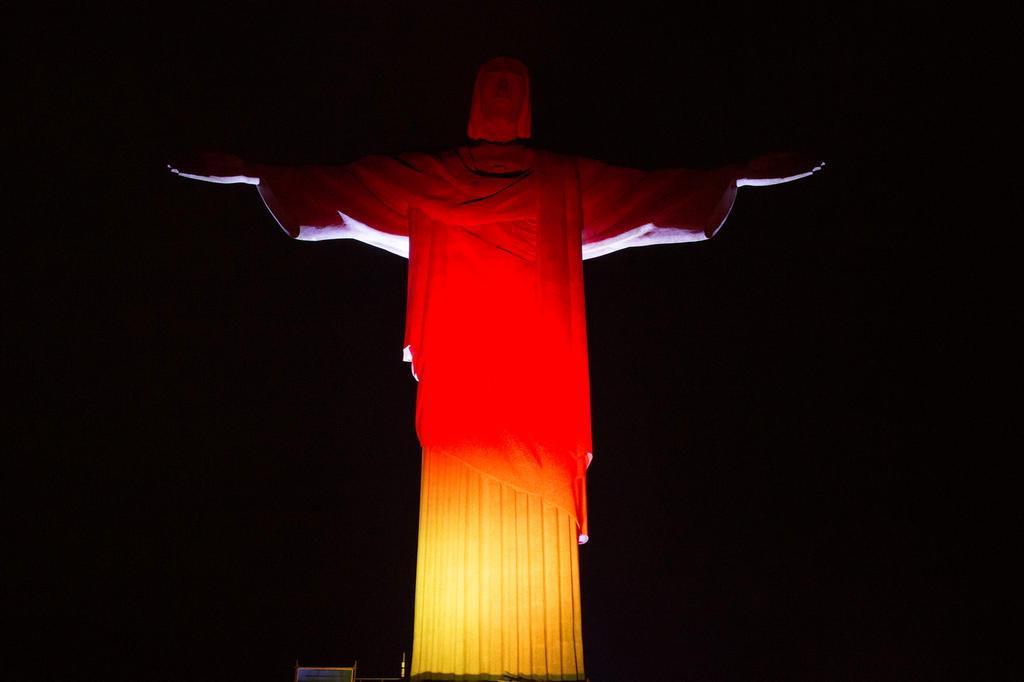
(467, 57, 531, 143)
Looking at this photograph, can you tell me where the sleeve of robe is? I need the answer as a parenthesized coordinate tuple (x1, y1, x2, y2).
(255, 154, 436, 258)
(576, 156, 740, 260)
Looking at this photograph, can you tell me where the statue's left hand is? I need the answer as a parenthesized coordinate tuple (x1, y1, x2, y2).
(737, 152, 825, 187)
(167, 152, 260, 185)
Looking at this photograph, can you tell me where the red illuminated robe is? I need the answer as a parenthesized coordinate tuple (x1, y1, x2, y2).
(255, 146, 738, 540)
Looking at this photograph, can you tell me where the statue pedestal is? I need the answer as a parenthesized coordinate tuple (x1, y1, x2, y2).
(411, 449, 585, 681)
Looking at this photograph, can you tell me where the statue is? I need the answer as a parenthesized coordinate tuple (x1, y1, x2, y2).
(171, 56, 822, 681)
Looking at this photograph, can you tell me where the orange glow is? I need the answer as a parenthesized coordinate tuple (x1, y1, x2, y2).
(412, 448, 584, 680)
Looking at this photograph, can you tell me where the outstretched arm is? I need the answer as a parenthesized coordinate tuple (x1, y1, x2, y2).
(168, 152, 260, 185)
(169, 152, 423, 258)
(578, 152, 824, 259)
(735, 152, 825, 187)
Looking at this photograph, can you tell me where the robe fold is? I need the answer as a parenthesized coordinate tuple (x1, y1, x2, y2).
(256, 147, 738, 541)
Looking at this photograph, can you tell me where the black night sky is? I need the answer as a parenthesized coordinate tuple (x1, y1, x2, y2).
(13, 3, 969, 681)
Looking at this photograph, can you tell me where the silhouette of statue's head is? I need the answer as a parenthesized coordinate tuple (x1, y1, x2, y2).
(467, 57, 531, 143)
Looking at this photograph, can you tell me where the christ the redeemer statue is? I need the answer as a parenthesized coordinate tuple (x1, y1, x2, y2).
(171, 57, 822, 681)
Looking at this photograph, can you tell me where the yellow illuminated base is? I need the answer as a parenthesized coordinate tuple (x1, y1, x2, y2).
(411, 448, 585, 681)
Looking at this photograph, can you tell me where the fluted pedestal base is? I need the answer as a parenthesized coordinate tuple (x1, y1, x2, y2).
(411, 448, 585, 681)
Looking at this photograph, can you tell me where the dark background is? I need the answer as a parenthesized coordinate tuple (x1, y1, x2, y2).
(12, 2, 969, 681)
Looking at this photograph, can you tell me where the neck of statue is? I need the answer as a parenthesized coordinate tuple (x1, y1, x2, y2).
(462, 141, 533, 175)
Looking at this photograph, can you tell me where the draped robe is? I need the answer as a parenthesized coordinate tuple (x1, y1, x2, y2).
(255, 146, 738, 542)
(173, 55, 817, 680)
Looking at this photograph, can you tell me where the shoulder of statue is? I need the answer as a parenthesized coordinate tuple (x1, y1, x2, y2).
(534, 149, 585, 179)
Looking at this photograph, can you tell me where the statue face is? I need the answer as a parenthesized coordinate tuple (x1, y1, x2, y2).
(467, 57, 531, 142)
(478, 71, 526, 126)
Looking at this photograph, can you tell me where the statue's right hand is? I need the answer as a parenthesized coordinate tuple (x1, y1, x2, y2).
(167, 152, 260, 185)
